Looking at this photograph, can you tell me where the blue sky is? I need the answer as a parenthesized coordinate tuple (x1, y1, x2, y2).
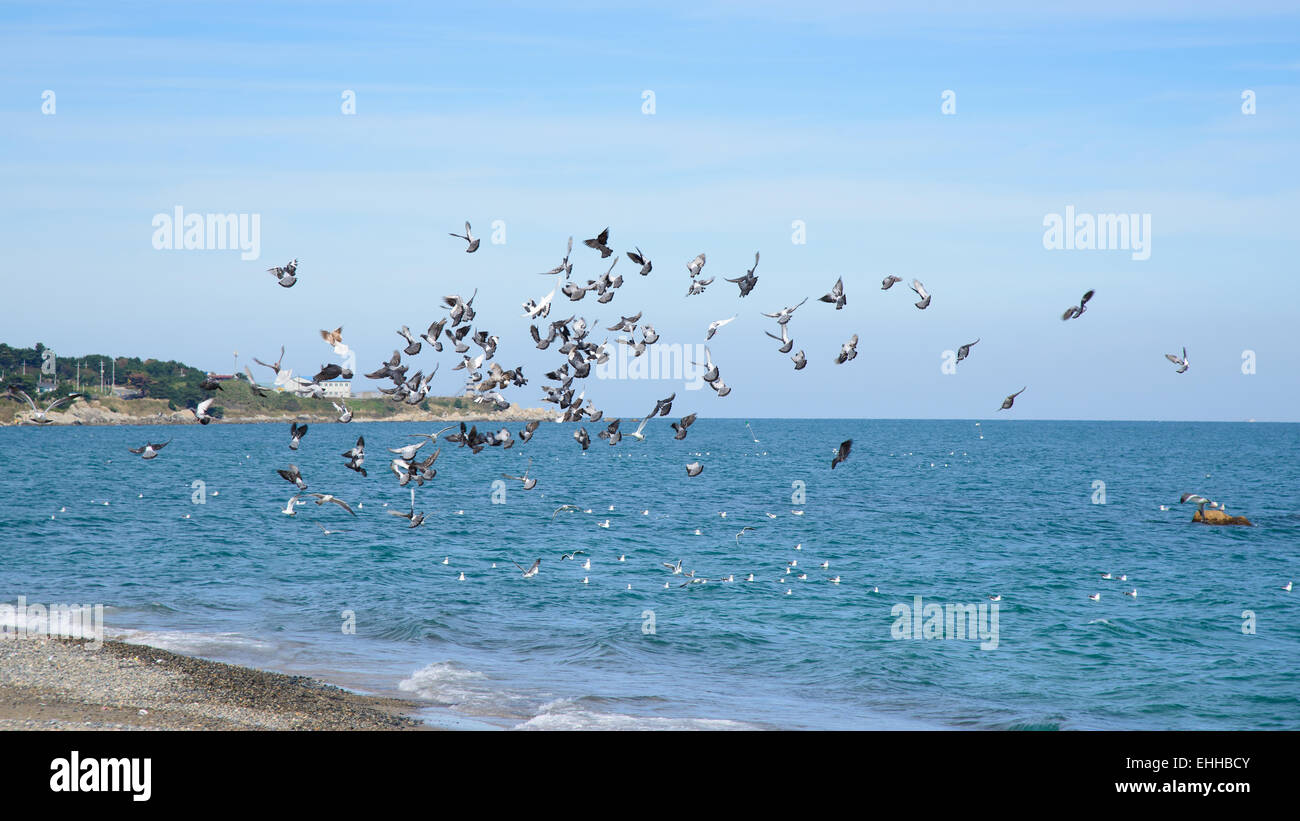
(1, 1, 1297, 420)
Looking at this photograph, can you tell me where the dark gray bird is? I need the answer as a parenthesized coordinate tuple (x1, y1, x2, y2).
(449, 221, 480, 252)
(243, 367, 271, 397)
(686, 461, 704, 477)
(627, 246, 652, 276)
(671, 413, 697, 440)
(724, 252, 759, 297)
(289, 422, 308, 450)
(881, 275, 902, 290)
(1061, 289, 1095, 321)
(956, 339, 979, 363)
(574, 427, 590, 450)
(518, 419, 540, 443)
(999, 387, 1026, 410)
(791, 350, 807, 370)
(388, 505, 425, 528)
(818, 277, 846, 309)
(397, 326, 422, 356)
(584, 227, 613, 258)
(277, 464, 307, 490)
(831, 439, 852, 469)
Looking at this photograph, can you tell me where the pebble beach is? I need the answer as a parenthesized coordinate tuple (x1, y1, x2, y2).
(0, 637, 427, 731)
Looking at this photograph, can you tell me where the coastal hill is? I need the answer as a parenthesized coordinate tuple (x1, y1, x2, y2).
(0, 343, 547, 426)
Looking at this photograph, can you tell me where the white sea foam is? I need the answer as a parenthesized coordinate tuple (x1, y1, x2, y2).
(516, 698, 754, 731)
(110, 628, 277, 658)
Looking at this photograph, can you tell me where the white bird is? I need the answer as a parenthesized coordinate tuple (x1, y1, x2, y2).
(1088, 593, 1101, 601)
(4, 388, 81, 425)
(706, 315, 737, 340)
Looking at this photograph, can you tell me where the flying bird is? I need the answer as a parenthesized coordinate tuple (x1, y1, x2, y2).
(881, 275, 902, 290)
(127, 439, 171, 460)
(288, 422, 308, 450)
(686, 253, 706, 277)
(707, 315, 737, 340)
(626, 246, 652, 276)
(818, 277, 847, 310)
(956, 339, 979, 363)
(835, 334, 859, 364)
(190, 397, 216, 425)
(513, 558, 541, 578)
(998, 387, 1026, 410)
(1165, 347, 1189, 374)
(1061, 289, 1095, 321)
(584, 227, 613, 258)
(308, 493, 357, 516)
(268, 259, 298, 287)
(449, 221, 480, 252)
(910, 279, 931, 309)
(686, 462, 704, 477)
(762, 297, 808, 325)
(831, 439, 852, 469)
(724, 252, 759, 297)
(4, 388, 81, 424)
(277, 464, 308, 491)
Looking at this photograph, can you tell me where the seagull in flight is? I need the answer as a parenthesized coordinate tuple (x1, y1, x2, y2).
(308, 493, 357, 516)
(5, 388, 81, 424)
(513, 558, 542, 578)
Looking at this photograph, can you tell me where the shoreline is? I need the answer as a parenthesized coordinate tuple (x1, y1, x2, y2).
(0, 636, 430, 730)
(0, 395, 552, 427)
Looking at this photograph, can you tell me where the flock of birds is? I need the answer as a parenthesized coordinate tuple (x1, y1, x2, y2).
(6, 222, 1281, 599)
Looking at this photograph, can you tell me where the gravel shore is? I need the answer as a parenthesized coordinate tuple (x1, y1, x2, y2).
(0, 637, 427, 730)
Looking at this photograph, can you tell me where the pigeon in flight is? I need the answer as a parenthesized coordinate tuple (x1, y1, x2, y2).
(910, 279, 931, 309)
(819, 277, 847, 310)
(289, 422, 308, 450)
(686, 253, 706, 277)
(1165, 347, 1189, 374)
(835, 334, 859, 364)
(765, 323, 793, 353)
(831, 439, 852, 469)
(791, 350, 807, 370)
(268, 259, 298, 287)
(724, 252, 759, 297)
(881, 275, 902, 290)
(584, 227, 613, 258)
(1061, 289, 1095, 321)
(190, 397, 216, 425)
(671, 413, 697, 440)
(762, 297, 808, 325)
(540, 237, 575, 277)
(626, 246, 652, 276)
(999, 387, 1026, 410)
(685, 276, 714, 296)
(956, 339, 979, 363)
(277, 464, 308, 491)
(127, 439, 171, 460)
(707, 315, 737, 340)
(449, 221, 480, 252)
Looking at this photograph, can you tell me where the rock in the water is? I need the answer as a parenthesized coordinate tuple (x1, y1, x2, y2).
(1193, 509, 1253, 526)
